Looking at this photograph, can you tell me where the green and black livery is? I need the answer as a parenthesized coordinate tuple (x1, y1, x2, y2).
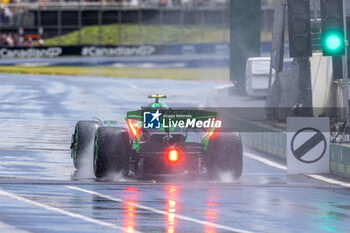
(70, 95, 242, 179)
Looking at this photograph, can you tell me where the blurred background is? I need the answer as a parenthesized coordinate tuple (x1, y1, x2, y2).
(0, 0, 274, 47)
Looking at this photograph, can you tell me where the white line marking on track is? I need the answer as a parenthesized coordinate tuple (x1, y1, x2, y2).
(307, 174, 350, 188)
(0, 220, 33, 233)
(120, 81, 147, 94)
(245, 152, 350, 188)
(66, 185, 254, 233)
(0, 189, 142, 233)
(214, 84, 234, 90)
(245, 152, 287, 170)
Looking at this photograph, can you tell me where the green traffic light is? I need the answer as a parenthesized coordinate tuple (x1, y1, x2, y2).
(326, 35, 341, 50)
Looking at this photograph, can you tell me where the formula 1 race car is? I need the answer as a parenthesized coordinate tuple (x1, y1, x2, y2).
(70, 95, 243, 179)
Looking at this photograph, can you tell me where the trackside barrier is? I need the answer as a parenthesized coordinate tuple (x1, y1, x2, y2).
(243, 131, 286, 159)
(0, 42, 276, 59)
(0, 43, 230, 59)
(329, 144, 350, 178)
(240, 121, 350, 179)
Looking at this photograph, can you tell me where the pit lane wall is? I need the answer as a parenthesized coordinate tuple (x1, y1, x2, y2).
(241, 126, 350, 179)
(240, 53, 350, 178)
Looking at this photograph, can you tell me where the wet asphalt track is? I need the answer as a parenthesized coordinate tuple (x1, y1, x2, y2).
(0, 55, 229, 68)
(0, 74, 350, 233)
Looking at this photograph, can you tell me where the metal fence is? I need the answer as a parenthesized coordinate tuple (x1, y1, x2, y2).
(0, 1, 274, 47)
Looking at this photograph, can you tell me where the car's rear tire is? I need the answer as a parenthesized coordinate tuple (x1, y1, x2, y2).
(71, 120, 100, 169)
(93, 127, 130, 178)
(206, 132, 243, 180)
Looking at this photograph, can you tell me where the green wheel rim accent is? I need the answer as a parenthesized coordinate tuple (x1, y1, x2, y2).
(94, 131, 99, 175)
(72, 125, 79, 159)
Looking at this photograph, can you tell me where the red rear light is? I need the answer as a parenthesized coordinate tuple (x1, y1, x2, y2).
(127, 120, 138, 137)
(208, 131, 214, 137)
(167, 149, 179, 163)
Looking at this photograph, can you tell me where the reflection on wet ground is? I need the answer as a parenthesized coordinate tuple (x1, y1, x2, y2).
(166, 186, 177, 233)
(124, 187, 138, 233)
(0, 74, 349, 233)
